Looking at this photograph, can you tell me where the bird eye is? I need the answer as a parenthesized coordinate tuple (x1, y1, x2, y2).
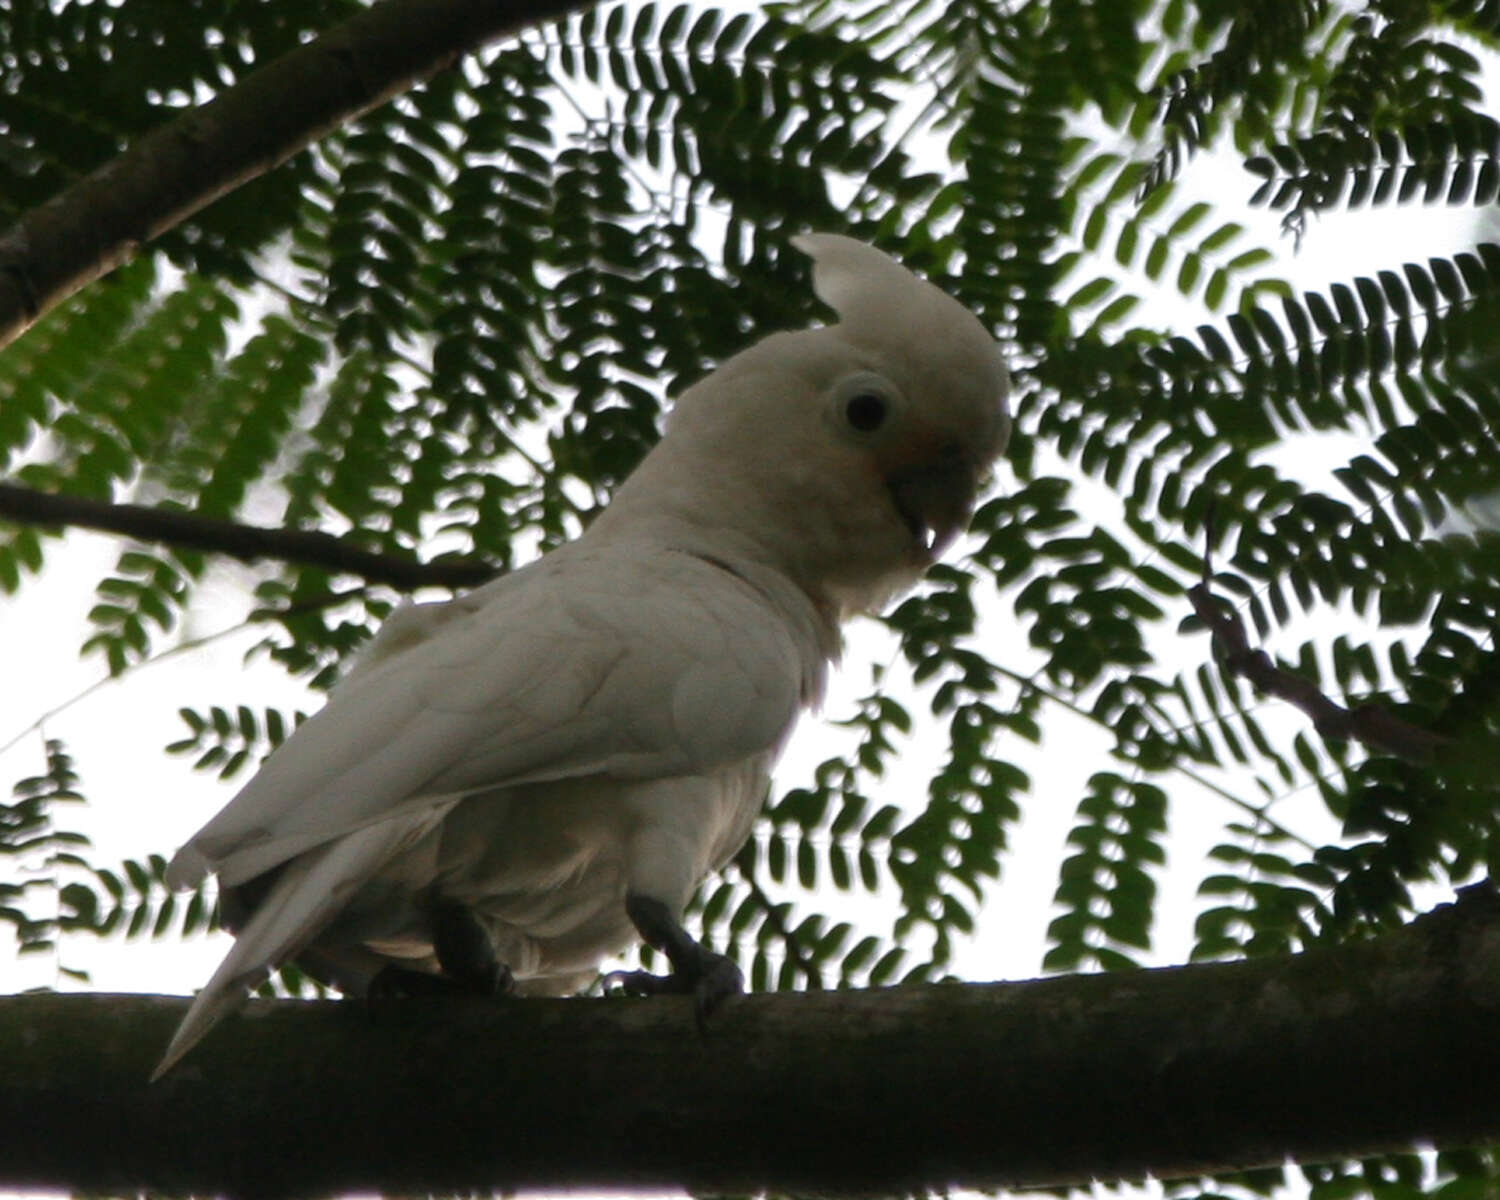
(827, 371, 904, 443)
(844, 392, 887, 433)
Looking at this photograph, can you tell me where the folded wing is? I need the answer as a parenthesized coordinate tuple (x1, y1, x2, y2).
(169, 543, 810, 892)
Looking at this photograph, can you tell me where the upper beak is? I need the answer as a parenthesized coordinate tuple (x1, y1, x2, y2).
(887, 448, 984, 561)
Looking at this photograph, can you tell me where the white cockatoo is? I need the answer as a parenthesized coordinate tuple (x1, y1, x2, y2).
(154, 233, 1010, 1078)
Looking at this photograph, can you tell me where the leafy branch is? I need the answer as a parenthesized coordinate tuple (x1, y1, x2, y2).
(739, 870, 825, 989)
(0, 0, 593, 349)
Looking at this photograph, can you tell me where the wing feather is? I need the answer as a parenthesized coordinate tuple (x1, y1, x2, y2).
(168, 543, 812, 891)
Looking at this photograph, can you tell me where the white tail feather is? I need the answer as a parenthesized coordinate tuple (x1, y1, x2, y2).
(152, 807, 453, 1080)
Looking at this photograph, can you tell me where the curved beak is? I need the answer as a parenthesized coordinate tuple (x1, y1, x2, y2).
(887, 449, 985, 561)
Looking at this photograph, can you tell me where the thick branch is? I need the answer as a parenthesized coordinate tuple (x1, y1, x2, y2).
(0, 0, 590, 350)
(0, 481, 497, 590)
(6, 886, 1500, 1195)
(1189, 581, 1449, 761)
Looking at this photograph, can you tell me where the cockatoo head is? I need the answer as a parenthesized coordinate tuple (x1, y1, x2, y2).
(789, 232, 1011, 557)
(605, 234, 1010, 620)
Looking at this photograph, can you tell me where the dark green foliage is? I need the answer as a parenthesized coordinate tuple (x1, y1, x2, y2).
(4, 0, 1500, 1192)
(1148, 0, 1333, 193)
(0, 739, 88, 965)
(60, 853, 217, 945)
(0, 1, 354, 277)
(167, 705, 306, 781)
(1046, 772, 1165, 971)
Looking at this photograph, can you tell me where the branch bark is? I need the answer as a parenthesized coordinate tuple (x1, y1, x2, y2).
(0, 0, 591, 350)
(6, 885, 1500, 1196)
(1189, 581, 1449, 761)
(0, 481, 498, 590)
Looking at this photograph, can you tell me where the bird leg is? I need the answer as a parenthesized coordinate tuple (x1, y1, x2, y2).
(368, 900, 514, 998)
(606, 893, 743, 1028)
(432, 899, 514, 994)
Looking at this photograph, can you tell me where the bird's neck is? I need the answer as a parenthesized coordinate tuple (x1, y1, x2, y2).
(586, 496, 844, 670)
(595, 437, 918, 627)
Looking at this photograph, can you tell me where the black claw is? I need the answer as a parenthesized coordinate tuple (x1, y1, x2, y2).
(689, 952, 744, 1030)
(614, 893, 743, 1029)
(603, 967, 663, 996)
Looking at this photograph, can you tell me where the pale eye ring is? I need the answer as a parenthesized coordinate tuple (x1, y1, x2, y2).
(844, 392, 888, 432)
(828, 371, 904, 441)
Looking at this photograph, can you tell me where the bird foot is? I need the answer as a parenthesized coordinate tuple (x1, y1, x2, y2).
(607, 891, 745, 1028)
(605, 950, 742, 1029)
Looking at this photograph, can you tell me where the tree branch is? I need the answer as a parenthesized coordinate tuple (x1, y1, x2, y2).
(1191, 508, 1448, 763)
(6, 885, 1500, 1196)
(0, 481, 497, 590)
(1188, 581, 1449, 762)
(0, 0, 592, 350)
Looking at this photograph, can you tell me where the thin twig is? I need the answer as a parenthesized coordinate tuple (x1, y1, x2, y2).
(1191, 511, 1447, 764)
(0, 482, 498, 591)
(987, 661, 1317, 851)
(0, 589, 365, 759)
